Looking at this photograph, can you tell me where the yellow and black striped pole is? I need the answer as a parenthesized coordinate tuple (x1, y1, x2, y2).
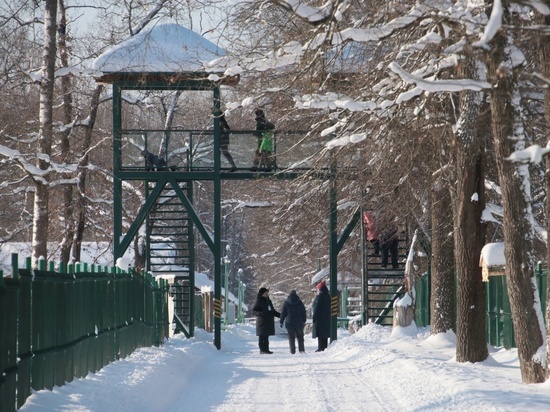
(213, 297, 222, 320)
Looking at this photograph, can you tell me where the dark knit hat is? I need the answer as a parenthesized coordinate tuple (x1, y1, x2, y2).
(316, 281, 326, 290)
(258, 287, 269, 296)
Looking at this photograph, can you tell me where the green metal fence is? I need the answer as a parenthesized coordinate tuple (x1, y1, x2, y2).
(0, 253, 170, 411)
(414, 265, 547, 349)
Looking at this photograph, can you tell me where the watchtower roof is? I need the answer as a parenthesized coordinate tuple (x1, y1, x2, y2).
(92, 23, 237, 84)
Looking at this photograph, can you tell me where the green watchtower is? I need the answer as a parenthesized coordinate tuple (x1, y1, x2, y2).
(93, 23, 357, 349)
(93, 23, 241, 348)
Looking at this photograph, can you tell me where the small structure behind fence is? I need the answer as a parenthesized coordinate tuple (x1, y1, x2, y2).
(0, 253, 170, 411)
(414, 264, 547, 349)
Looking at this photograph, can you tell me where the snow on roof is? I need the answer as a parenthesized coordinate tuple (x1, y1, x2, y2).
(480, 242, 505, 282)
(92, 23, 226, 73)
(480, 242, 505, 267)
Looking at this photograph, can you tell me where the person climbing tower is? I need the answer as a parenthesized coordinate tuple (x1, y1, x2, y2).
(363, 209, 380, 256)
(251, 109, 275, 171)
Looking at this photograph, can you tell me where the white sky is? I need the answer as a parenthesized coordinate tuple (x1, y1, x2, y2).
(19, 323, 550, 411)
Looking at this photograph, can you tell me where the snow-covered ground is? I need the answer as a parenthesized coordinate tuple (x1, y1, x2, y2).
(20, 323, 550, 411)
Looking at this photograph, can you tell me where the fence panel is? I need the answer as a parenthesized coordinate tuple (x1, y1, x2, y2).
(1, 278, 19, 412)
(0, 255, 170, 411)
(414, 273, 430, 328)
(414, 268, 547, 349)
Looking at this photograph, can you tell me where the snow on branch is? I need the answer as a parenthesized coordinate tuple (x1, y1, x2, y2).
(388, 62, 491, 92)
(506, 144, 550, 164)
(325, 133, 367, 149)
(333, 3, 428, 45)
(0, 144, 47, 182)
(519, 0, 550, 15)
(275, 0, 339, 24)
(472, 0, 503, 50)
(295, 92, 377, 111)
(0, 143, 79, 184)
(209, 41, 304, 76)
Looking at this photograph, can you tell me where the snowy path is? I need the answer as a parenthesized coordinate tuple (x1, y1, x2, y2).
(20, 324, 550, 412)
(209, 336, 397, 412)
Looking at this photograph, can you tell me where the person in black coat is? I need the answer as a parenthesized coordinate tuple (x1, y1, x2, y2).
(219, 113, 237, 171)
(252, 287, 280, 354)
(279, 289, 307, 354)
(141, 149, 166, 171)
(380, 221, 399, 269)
(312, 281, 331, 352)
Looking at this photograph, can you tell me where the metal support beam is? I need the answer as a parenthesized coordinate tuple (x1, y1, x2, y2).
(329, 165, 338, 342)
(119, 178, 168, 255)
(168, 178, 214, 252)
(213, 87, 222, 349)
(336, 207, 360, 254)
(113, 83, 123, 261)
(360, 208, 367, 325)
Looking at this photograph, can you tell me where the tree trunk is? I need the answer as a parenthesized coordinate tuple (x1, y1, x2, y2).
(543, 14, 550, 380)
(32, 0, 57, 266)
(72, 84, 103, 263)
(487, 32, 545, 384)
(430, 173, 455, 334)
(453, 48, 488, 363)
(58, 0, 75, 263)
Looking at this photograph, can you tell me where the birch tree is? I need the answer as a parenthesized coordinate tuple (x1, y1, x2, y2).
(32, 0, 57, 266)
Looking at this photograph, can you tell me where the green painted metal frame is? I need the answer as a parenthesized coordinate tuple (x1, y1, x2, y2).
(106, 72, 357, 350)
(110, 74, 224, 347)
(329, 163, 338, 342)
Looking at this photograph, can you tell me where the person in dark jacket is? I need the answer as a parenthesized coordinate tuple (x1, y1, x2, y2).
(252, 287, 280, 354)
(312, 281, 331, 352)
(279, 289, 307, 354)
(218, 112, 237, 171)
(141, 149, 166, 171)
(251, 109, 275, 171)
(380, 220, 399, 269)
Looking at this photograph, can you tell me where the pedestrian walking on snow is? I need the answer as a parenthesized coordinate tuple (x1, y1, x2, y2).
(280, 290, 307, 354)
(252, 287, 280, 354)
(312, 281, 331, 352)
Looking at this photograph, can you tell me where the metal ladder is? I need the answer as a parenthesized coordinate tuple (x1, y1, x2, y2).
(146, 180, 194, 336)
(364, 239, 406, 325)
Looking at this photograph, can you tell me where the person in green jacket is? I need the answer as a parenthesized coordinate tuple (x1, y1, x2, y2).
(251, 109, 275, 171)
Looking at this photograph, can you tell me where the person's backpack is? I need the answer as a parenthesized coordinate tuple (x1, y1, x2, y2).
(260, 131, 274, 152)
